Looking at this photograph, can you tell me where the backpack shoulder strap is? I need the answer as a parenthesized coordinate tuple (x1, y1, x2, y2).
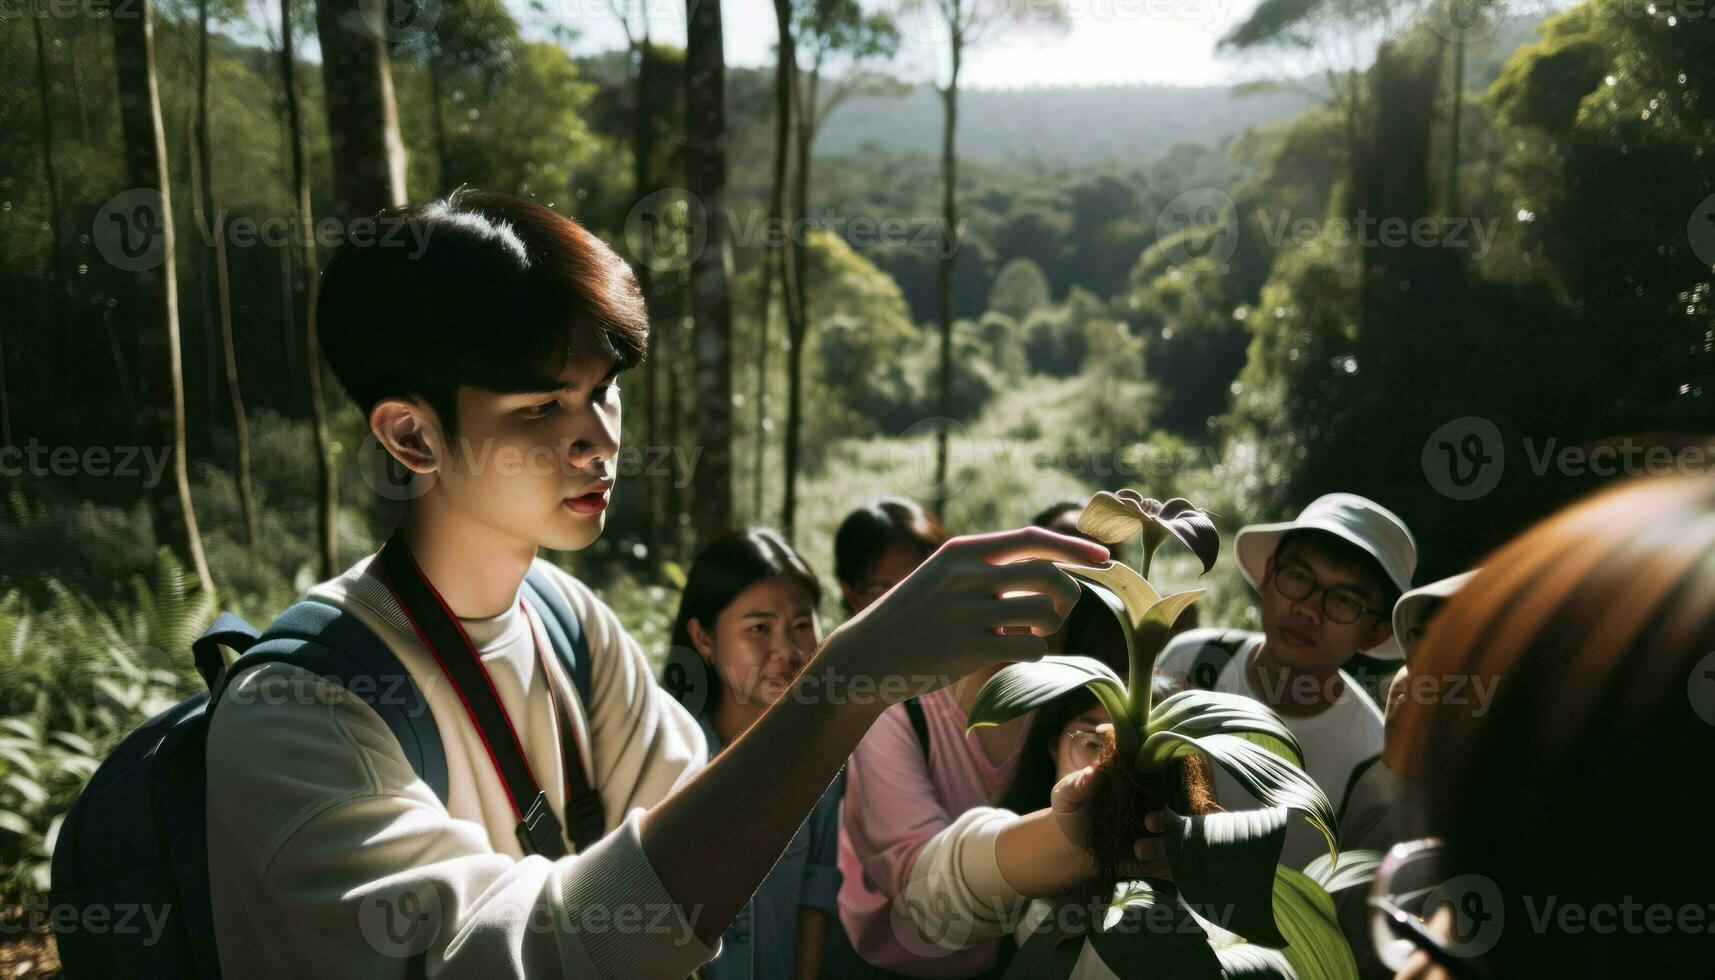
(903, 696, 931, 764)
(520, 565, 592, 707)
(215, 599, 450, 803)
(191, 611, 261, 690)
(519, 565, 604, 851)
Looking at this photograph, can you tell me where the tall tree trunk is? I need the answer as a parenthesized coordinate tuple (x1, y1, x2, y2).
(112, 0, 215, 594)
(781, 59, 818, 538)
(685, 0, 734, 546)
(637, 27, 663, 565)
(756, 0, 796, 523)
(0, 319, 10, 452)
(70, 38, 92, 140)
(33, 9, 70, 395)
(283, 0, 339, 577)
(933, 31, 962, 497)
(428, 49, 451, 194)
(315, 0, 407, 219)
(1445, 30, 1465, 215)
(196, 0, 258, 547)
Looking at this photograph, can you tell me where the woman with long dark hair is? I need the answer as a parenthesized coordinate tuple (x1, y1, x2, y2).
(666, 526, 840, 980)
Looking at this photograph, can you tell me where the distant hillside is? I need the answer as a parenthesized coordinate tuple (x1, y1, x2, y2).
(807, 13, 1548, 164)
(815, 83, 1318, 163)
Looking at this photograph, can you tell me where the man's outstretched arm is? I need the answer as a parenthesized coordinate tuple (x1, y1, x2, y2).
(641, 527, 1109, 945)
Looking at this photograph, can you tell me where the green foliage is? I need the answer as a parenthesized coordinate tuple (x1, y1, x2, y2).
(0, 553, 212, 897)
(989, 258, 1051, 321)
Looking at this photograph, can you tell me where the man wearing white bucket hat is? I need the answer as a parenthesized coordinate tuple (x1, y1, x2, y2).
(1157, 492, 1416, 867)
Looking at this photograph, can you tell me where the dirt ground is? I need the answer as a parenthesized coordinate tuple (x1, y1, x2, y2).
(0, 934, 59, 978)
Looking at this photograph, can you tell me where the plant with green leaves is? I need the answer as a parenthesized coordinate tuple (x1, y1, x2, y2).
(969, 491, 1359, 978)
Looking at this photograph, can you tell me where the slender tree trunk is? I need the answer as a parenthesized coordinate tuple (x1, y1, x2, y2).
(781, 61, 818, 538)
(1344, 67, 1362, 208)
(315, 0, 407, 218)
(933, 31, 962, 497)
(636, 27, 663, 565)
(0, 320, 10, 451)
(283, 0, 338, 577)
(1445, 31, 1464, 215)
(112, 0, 215, 594)
(428, 48, 451, 194)
(33, 8, 70, 394)
(665, 277, 684, 559)
(685, 0, 734, 546)
(196, 0, 258, 547)
(191, 119, 219, 439)
(70, 38, 91, 140)
(102, 304, 136, 416)
(756, 0, 797, 522)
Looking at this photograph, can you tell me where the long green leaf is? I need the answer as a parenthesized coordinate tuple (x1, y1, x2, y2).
(1166, 806, 1291, 947)
(1057, 561, 1161, 629)
(1303, 849, 1384, 895)
(967, 657, 1137, 758)
(1147, 690, 1305, 768)
(1140, 731, 1339, 865)
(1271, 867, 1358, 980)
(1145, 589, 1206, 630)
(1085, 878, 1225, 979)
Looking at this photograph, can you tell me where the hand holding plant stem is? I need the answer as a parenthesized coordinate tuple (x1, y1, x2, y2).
(964, 490, 1359, 979)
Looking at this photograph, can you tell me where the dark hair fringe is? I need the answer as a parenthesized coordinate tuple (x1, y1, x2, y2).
(317, 189, 648, 439)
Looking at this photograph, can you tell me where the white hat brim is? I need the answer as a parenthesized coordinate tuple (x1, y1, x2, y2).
(1392, 569, 1482, 661)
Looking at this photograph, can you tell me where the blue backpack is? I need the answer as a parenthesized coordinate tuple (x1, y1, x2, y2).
(48, 567, 591, 979)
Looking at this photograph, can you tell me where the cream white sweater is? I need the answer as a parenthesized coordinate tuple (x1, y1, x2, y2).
(205, 554, 713, 978)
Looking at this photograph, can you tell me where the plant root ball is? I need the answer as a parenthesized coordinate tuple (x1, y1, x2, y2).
(1088, 735, 1219, 886)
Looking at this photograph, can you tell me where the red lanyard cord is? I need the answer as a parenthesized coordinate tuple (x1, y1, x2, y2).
(376, 535, 569, 859)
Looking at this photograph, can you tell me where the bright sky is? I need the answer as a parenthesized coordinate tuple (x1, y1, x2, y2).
(553, 0, 1284, 88)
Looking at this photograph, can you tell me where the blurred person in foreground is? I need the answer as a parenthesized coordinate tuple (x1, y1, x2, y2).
(1380, 476, 1715, 978)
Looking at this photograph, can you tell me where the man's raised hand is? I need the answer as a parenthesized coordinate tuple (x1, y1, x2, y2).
(823, 527, 1109, 699)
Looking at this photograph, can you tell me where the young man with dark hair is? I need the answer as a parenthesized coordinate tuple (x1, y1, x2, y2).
(1157, 492, 1416, 867)
(205, 190, 1118, 977)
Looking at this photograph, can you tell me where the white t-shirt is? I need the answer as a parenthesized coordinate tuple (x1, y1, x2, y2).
(1157, 631, 1384, 869)
(205, 554, 713, 978)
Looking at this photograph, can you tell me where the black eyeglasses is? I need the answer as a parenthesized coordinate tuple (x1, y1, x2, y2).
(1272, 563, 1377, 625)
